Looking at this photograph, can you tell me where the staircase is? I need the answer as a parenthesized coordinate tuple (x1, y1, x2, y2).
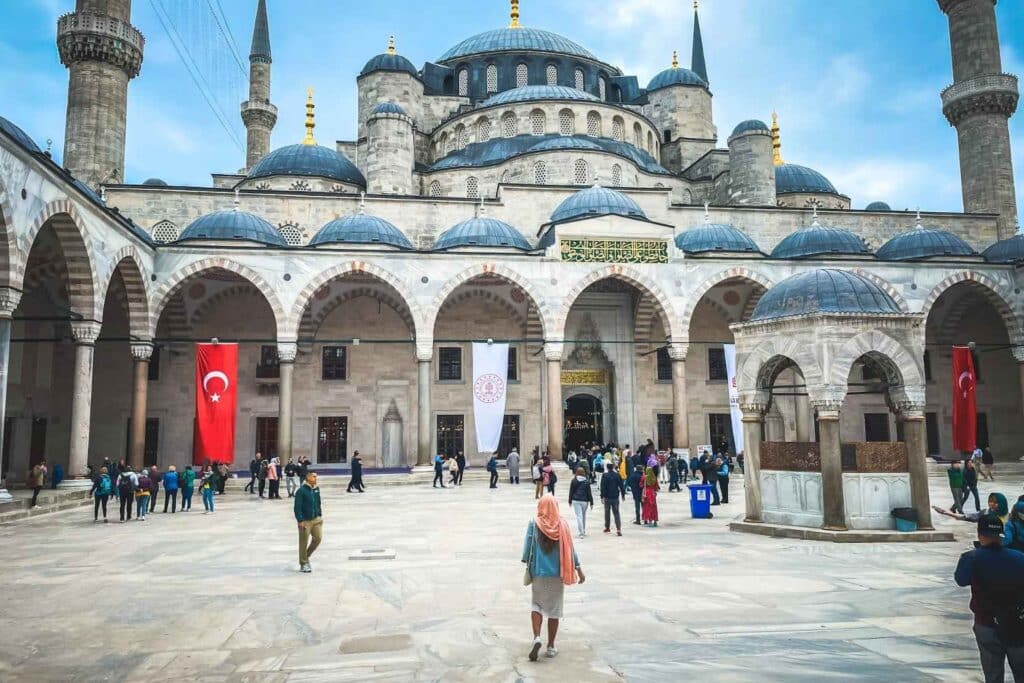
(0, 488, 93, 524)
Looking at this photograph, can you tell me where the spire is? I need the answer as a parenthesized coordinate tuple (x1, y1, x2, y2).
(303, 87, 316, 146)
(250, 0, 271, 63)
(811, 203, 820, 226)
(387, 35, 396, 55)
(691, 0, 708, 84)
(771, 111, 783, 166)
(509, 0, 521, 28)
(672, 50, 679, 69)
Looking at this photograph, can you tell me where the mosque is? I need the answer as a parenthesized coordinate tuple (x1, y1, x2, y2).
(0, 0, 1020, 531)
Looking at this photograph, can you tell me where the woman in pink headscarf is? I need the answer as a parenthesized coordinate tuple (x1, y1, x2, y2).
(521, 495, 586, 662)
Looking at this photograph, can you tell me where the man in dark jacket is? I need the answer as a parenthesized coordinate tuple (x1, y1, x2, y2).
(703, 455, 720, 505)
(626, 465, 643, 525)
(486, 455, 499, 489)
(347, 451, 365, 493)
(148, 466, 161, 512)
(257, 456, 269, 497)
(294, 471, 323, 573)
(955, 513, 1024, 681)
(600, 463, 626, 535)
(456, 451, 466, 486)
(246, 453, 261, 494)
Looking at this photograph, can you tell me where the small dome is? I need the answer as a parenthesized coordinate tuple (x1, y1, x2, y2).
(528, 136, 603, 153)
(550, 185, 647, 224)
(731, 119, 769, 137)
(360, 52, 419, 78)
(439, 27, 596, 62)
(311, 213, 413, 249)
(179, 210, 287, 247)
(248, 144, 366, 187)
(876, 226, 977, 261)
(482, 85, 599, 107)
(143, 178, 168, 187)
(775, 163, 837, 195)
(771, 224, 870, 259)
(370, 102, 407, 116)
(751, 269, 901, 322)
(865, 201, 891, 211)
(434, 217, 531, 250)
(983, 234, 1024, 264)
(0, 116, 41, 153)
(676, 223, 761, 255)
(647, 67, 707, 92)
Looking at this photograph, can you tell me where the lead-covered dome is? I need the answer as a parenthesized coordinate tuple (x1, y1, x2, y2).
(179, 210, 287, 247)
(0, 116, 41, 153)
(983, 233, 1024, 264)
(647, 66, 707, 92)
(876, 226, 977, 261)
(248, 144, 366, 187)
(434, 216, 531, 250)
(311, 213, 413, 250)
(751, 269, 901, 322)
(360, 52, 419, 78)
(482, 85, 599, 107)
(677, 223, 761, 255)
(731, 119, 769, 137)
(370, 102, 407, 116)
(771, 224, 870, 259)
(865, 201, 891, 211)
(550, 185, 646, 224)
(775, 163, 837, 195)
(439, 27, 596, 62)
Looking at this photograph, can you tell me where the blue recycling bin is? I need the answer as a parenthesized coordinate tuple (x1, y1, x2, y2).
(687, 484, 713, 519)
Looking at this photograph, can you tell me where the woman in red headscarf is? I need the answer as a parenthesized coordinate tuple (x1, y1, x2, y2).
(522, 495, 585, 662)
(641, 466, 660, 526)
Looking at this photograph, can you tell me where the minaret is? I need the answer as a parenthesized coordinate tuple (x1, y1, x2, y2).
(938, 0, 1018, 238)
(771, 112, 784, 166)
(691, 0, 708, 84)
(57, 0, 145, 186)
(241, 0, 278, 171)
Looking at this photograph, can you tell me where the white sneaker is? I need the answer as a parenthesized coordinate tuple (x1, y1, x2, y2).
(300, 563, 311, 573)
(545, 646, 558, 658)
(528, 638, 542, 661)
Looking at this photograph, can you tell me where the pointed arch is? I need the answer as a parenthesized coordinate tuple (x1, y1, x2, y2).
(427, 263, 553, 339)
(98, 246, 151, 340)
(0, 178, 17, 291)
(680, 267, 775, 341)
(555, 265, 681, 341)
(23, 199, 99, 320)
(737, 336, 824, 397)
(829, 330, 924, 400)
(921, 270, 1021, 345)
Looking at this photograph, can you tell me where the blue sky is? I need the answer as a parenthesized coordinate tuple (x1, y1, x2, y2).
(2, 0, 1022, 215)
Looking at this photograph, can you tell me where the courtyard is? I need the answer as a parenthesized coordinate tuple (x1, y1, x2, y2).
(0, 464, 1019, 682)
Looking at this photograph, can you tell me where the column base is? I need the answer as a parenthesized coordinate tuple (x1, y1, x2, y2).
(0, 488, 13, 503)
(57, 478, 93, 490)
(822, 524, 848, 532)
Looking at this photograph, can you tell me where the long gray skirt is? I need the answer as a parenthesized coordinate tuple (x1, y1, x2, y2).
(530, 576, 565, 618)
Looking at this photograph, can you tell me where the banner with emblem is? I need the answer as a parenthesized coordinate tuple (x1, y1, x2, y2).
(194, 343, 238, 465)
(724, 344, 744, 454)
(952, 345, 977, 453)
(472, 342, 509, 453)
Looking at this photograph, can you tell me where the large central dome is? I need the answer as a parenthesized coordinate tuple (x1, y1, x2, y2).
(439, 27, 596, 62)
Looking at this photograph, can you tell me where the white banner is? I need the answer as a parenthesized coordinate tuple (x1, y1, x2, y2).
(724, 344, 744, 454)
(472, 342, 510, 453)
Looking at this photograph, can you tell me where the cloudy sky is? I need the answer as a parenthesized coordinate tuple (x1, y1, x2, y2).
(2, 0, 1023, 214)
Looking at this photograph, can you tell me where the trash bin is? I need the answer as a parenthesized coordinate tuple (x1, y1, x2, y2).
(892, 507, 918, 532)
(687, 484, 713, 519)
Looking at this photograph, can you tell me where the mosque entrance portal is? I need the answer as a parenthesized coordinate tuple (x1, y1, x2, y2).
(564, 394, 603, 454)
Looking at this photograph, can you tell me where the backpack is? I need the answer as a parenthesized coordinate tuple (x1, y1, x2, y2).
(97, 474, 112, 496)
(259, 460, 268, 478)
(118, 474, 134, 494)
(548, 469, 557, 486)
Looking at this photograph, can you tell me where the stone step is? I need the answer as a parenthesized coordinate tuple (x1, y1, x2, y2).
(0, 490, 93, 525)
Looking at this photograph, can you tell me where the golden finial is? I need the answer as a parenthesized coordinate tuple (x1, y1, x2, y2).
(771, 111, 783, 166)
(509, 0, 521, 28)
(303, 87, 316, 146)
(672, 50, 679, 69)
(387, 35, 396, 55)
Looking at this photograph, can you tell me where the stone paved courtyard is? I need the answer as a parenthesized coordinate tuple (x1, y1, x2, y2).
(1, 464, 1022, 682)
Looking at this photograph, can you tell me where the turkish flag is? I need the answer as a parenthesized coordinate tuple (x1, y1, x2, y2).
(194, 343, 238, 465)
(951, 346, 977, 453)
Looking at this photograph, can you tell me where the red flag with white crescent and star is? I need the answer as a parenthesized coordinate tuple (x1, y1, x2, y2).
(194, 343, 238, 465)
(951, 345, 977, 453)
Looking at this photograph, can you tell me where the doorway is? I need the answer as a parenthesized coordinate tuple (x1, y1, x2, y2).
(565, 394, 603, 453)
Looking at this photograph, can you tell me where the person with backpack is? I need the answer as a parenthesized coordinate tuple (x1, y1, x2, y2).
(567, 467, 593, 538)
(432, 453, 447, 489)
(180, 465, 196, 511)
(135, 469, 152, 521)
(532, 456, 543, 500)
(487, 454, 499, 489)
(284, 457, 299, 497)
(542, 457, 557, 496)
(162, 465, 179, 513)
(90, 466, 113, 522)
(1003, 499, 1024, 552)
(116, 466, 137, 521)
(955, 512, 1024, 681)
(599, 462, 626, 536)
(667, 454, 681, 492)
(716, 457, 731, 505)
(200, 465, 216, 513)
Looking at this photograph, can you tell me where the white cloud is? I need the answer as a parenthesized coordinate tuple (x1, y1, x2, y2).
(823, 158, 961, 212)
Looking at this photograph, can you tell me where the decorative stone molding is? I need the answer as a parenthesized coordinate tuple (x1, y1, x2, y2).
(277, 342, 298, 363)
(57, 12, 145, 78)
(130, 343, 154, 361)
(241, 100, 279, 130)
(543, 341, 564, 362)
(941, 74, 1019, 125)
(890, 384, 927, 409)
(70, 321, 102, 345)
(415, 341, 434, 362)
(0, 289, 21, 319)
(739, 390, 770, 416)
(666, 342, 689, 361)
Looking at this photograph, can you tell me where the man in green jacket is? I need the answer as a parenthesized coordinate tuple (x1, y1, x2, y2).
(294, 471, 323, 573)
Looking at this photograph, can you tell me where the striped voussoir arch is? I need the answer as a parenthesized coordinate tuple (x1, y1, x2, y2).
(428, 263, 552, 340)
(299, 286, 418, 342)
(680, 266, 774, 338)
(100, 247, 151, 340)
(921, 270, 1022, 345)
(0, 181, 17, 292)
(23, 200, 98, 319)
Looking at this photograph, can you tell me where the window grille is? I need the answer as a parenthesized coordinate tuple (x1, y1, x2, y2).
(611, 164, 622, 186)
(573, 159, 589, 185)
(516, 63, 528, 88)
(151, 220, 178, 243)
(278, 223, 303, 246)
(502, 113, 517, 137)
(598, 77, 606, 100)
(486, 64, 498, 93)
(429, 181, 442, 197)
(477, 118, 491, 142)
(458, 68, 469, 96)
(466, 176, 479, 199)
(559, 109, 574, 135)
(546, 64, 557, 85)
(586, 112, 600, 137)
(574, 68, 585, 90)
(534, 161, 548, 185)
(612, 118, 624, 142)
(530, 110, 545, 135)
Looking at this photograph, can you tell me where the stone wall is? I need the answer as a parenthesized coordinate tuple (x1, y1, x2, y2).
(366, 114, 414, 195)
(356, 72, 425, 141)
(727, 130, 775, 206)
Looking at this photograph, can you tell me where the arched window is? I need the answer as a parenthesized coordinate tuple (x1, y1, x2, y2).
(573, 159, 589, 185)
(516, 63, 528, 88)
(502, 112, 517, 138)
(486, 64, 498, 93)
(466, 176, 479, 199)
(151, 220, 179, 243)
(586, 111, 601, 137)
(611, 117, 624, 142)
(429, 181, 442, 197)
(437, 132, 448, 156)
(279, 223, 304, 246)
(546, 64, 558, 86)
(458, 68, 469, 97)
(633, 123, 643, 148)
(559, 109, 574, 136)
(445, 135, 455, 155)
(534, 161, 548, 185)
(499, 169, 510, 185)
(598, 77, 607, 100)
(647, 131, 654, 153)
(611, 164, 622, 186)
(530, 109, 546, 136)
(455, 124, 467, 150)
(574, 68, 585, 90)
(477, 118, 492, 142)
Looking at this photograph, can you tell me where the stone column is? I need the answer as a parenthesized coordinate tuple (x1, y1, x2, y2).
(1012, 347, 1024, 418)
(128, 343, 153, 471)
(899, 405, 934, 530)
(416, 345, 432, 466)
(668, 343, 689, 449)
(545, 343, 564, 459)
(63, 321, 101, 484)
(814, 403, 846, 531)
(0, 289, 21, 502)
(276, 342, 297, 463)
(740, 401, 766, 522)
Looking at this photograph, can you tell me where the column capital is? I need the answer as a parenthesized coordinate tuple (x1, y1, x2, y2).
(70, 321, 102, 344)
(415, 341, 433, 362)
(277, 342, 298, 363)
(898, 406, 926, 421)
(739, 389, 770, 416)
(130, 343, 154, 361)
(0, 289, 21, 318)
(543, 340, 564, 361)
(812, 403, 842, 420)
(667, 342, 689, 361)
